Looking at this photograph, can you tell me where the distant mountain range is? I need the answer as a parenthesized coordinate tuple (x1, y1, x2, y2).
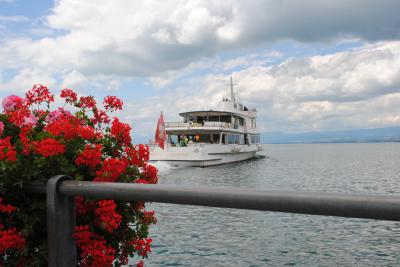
(262, 127, 400, 144)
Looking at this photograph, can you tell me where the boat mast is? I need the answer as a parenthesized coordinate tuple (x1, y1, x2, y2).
(230, 76, 237, 102)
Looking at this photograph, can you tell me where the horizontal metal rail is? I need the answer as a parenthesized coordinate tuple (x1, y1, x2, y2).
(54, 180, 400, 222)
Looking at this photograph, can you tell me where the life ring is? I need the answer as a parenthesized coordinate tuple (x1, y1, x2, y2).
(188, 121, 194, 127)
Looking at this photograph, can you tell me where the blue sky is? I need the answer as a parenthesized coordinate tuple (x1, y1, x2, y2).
(1, 0, 400, 143)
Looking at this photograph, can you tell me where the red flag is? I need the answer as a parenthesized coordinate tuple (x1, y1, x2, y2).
(155, 112, 166, 149)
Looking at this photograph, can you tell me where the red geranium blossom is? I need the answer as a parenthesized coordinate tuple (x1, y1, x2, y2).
(103, 96, 123, 111)
(34, 138, 65, 157)
(0, 137, 17, 162)
(25, 84, 54, 105)
(60, 88, 78, 104)
(94, 200, 122, 233)
(75, 144, 103, 169)
(94, 158, 127, 182)
(79, 96, 97, 109)
(111, 118, 131, 146)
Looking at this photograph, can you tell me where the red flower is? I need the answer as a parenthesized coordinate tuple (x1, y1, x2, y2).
(18, 127, 33, 155)
(0, 199, 25, 254)
(75, 144, 103, 169)
(26, 84, 54, 105)
(142, 164, 158, 184)
(92, 109, 110, 125)
(111, 118, 131, 146)
(0, 198, 17, 214)
(142, 210, 157, 224)
(79, 96, 97, 109)
(45, 117, 80, 140)
(0, 136, 17, 162)
(7, 108, 37, 128)
(60, 88, 78, 104)
(94, 158, 127, 182)
(0, 228, 26, 254)
(76, 125, 97, 140)
(125, 145, 149, 167)
(95, 200, 122, 233)
(103, 96, 123, 111)
(131, 237, 152, 258)
(74, 225, 116, 267)
(34, 138, 65, 157)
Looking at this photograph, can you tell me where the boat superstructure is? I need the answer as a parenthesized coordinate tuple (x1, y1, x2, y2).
(149, 78, 262, 167)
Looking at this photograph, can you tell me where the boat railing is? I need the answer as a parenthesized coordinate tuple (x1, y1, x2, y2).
(165, 121, 230, 128)
(24, 175, 400, 266)
(149, 142, 207, 150)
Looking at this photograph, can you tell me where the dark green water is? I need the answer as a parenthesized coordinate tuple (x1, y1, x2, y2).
(140, 143, 400, 266)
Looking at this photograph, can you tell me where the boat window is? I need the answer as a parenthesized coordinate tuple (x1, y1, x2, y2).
(220, 115, 231, 123)
(251, 119, 255, 128)
(233, 117, 239, 129)
(199, 134, 210, 143)
(239, 117, 244, 126)
(250, 134, 260, 144)
(212, 134, 220, 143)
(208, 116, 219, 122)
(227, 134, 241, 144)
(168, 135, 179, 145)
(240, 134, 245, 145)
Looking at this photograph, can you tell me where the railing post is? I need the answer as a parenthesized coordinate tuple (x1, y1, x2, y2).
(47, 175, 76, 267)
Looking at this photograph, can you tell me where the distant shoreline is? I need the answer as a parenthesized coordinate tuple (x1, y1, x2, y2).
(261, 126, 400, 145)
(263, 140, 400, 144)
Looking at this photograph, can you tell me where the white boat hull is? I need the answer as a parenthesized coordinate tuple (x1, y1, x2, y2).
(149, 143, 261, 167)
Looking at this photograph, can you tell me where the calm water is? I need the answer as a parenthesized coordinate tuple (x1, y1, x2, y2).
(141, 144, 400, 266)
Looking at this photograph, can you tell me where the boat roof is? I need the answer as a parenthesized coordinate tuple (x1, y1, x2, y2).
(179, 110, 232, 117)
(166, 129, 255, 134)
(179, 109, 256, 118)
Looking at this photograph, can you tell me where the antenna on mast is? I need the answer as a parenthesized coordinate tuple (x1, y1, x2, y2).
(229, 76, 237, 102)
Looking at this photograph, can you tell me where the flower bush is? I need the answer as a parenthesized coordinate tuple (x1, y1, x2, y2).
(0, 84, 158, 266)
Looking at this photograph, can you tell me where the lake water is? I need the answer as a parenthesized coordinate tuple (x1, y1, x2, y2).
(142, 143, 400, 266)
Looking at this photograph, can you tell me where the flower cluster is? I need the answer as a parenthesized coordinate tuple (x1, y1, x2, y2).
(0, 85, 158, 266)
(74, 225, 115, 267)
(94, 200, 122, 232)
(0, 198, 26, 266)
(132, 238, 153, 258)
(104, 96, 123, 111)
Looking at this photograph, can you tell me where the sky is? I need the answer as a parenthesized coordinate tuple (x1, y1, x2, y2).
(1, 0, 400, 143)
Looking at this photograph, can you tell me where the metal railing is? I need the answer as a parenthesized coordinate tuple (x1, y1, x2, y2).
(165, 121, 230, 128)
(24, 175, 400, 267)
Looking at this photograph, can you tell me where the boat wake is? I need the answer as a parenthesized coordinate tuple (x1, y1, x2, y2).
(150, 161, 180, 173)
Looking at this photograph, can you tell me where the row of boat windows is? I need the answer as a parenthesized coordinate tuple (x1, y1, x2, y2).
(168, 133, 260, 145)
(184, 115, 251, 128)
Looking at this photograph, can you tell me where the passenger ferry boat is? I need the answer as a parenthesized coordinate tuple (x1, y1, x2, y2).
(149, 78, 262, 167)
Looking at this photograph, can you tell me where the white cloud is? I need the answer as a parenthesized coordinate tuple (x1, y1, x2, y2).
(0, 68, 57, 92)
(2, 0, 400, 79)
